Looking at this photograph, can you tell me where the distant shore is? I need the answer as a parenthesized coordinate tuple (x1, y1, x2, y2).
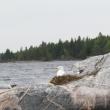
(0, 33, 110, 62)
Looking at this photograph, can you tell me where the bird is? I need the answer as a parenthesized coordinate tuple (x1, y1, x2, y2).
(72, 63, 83, 75)
(56, 66, 65, 76)
(10, 84, 17, 88)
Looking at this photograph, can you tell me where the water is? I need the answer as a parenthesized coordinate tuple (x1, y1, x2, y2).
(0, 61, 77, 87)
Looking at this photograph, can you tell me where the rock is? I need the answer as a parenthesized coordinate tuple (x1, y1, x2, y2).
(16, 85, 110, 110)
(0, 93, 21, 110)
(18, 85, 74, 110)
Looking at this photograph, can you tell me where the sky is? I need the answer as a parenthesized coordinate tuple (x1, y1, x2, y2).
(0, 0, 110, 52)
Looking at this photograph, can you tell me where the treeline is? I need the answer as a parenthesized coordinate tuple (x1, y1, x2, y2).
(0, 32, 110, 62)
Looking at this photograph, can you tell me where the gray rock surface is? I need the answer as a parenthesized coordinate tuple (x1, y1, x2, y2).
(18, 85, 74, 110)
(17, 85, 110, 110)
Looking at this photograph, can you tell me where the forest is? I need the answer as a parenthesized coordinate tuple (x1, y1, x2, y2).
(0, 32, 110, 62)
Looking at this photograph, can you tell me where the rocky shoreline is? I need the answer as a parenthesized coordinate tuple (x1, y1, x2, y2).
(1, 53, 110, 110)
(1, 84, 110, 110)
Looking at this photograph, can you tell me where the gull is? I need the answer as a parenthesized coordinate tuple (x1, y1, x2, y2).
(56, 66, 65, 76)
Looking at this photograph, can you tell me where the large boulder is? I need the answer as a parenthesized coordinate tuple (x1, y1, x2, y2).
(18, 85, 74, 110)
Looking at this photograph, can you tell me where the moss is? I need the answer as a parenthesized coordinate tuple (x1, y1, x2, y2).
(50, 75, 83, 85)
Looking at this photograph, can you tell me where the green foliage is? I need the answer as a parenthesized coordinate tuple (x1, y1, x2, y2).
(0, 33, 110, 62)
(0, 49, 15, 61)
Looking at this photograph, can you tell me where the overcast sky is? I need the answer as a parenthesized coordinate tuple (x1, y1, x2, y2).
(0, 0, 110, 52)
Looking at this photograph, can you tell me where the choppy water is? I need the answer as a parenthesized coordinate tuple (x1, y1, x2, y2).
(0, 61, 77, 87)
